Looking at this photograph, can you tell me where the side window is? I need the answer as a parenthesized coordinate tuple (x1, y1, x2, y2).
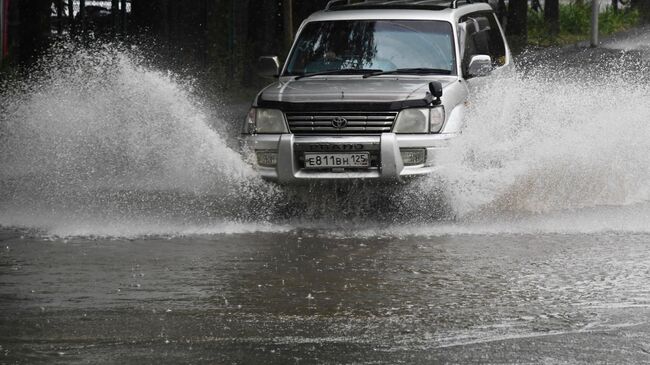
(458, 12, 506, 76)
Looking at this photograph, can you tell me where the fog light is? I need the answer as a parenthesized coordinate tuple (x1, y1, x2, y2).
(400, 148, 426, 166)
(256, 150, 278, 167)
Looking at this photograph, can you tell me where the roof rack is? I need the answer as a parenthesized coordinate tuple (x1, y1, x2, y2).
(450, 0, 485, 9)
(324, 0, 360, 10)
(325, 0, 489, 11)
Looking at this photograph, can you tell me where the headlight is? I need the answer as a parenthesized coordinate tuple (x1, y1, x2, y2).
(244, 108, 288, 134)
(394, 108, 429, 133)
(393, 107, 445, 134)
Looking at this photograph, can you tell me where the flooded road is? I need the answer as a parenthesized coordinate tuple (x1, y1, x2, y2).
(2, 30, 650, 363)
(2, 230, 650, 364)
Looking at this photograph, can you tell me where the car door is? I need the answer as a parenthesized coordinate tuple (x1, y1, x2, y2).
(458, 11, 510, 81)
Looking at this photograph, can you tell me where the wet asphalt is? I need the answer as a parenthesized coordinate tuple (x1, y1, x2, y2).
(2, 230, 650, 364)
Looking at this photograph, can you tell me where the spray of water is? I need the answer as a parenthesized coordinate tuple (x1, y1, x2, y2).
(1, 43, 649, 236)
(0, 42, 281, 236)
(433, 49, 650, 233)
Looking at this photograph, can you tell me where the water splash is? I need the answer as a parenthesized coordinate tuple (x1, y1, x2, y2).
(1, 42, 649, 237)
(2, 43, 257, 190)
(438, 49, 650, 229)
(0, 42, 280, 236)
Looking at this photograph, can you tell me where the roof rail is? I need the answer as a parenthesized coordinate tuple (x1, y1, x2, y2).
(325, 0, 345, 10)
(325, 0, 364, 10)
(325, 0, 490, 11)
(450, 0, 485, 9)
(450, 0, 469, 9)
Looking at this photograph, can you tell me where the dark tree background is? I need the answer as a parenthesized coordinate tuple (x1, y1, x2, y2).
(10, 0, 53, 65)
(3, 0, 650, 86)
(3, 0, 331, 88)
(544, 0, 560, 36)
(506, 0, 528, 49)
(631, 0, 650, 21)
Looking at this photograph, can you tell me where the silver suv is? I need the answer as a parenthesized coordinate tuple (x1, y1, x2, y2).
(242, 0, 512, 183)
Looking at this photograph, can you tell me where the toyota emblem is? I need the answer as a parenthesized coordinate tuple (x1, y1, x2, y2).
(331, 116, 348, 129)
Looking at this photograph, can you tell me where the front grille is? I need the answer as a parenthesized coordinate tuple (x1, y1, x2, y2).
(285, 112, 397, 134)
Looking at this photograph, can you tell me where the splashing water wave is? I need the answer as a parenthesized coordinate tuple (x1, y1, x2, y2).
(0, 43, 281, 236)
(2, 45, 256, 190)
(433, 50, 650, 234)
(1, 44, 649, 237)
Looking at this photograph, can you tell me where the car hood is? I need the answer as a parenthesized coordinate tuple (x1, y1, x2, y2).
(257, 77, 456, 104)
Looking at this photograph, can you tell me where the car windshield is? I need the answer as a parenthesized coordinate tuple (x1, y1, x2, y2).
(285, 20, 456, 77)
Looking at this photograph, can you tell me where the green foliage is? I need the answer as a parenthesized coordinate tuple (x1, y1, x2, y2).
(600, 6, 640, 34)
(527, 8, 548, 43)
(559, 2, 591, 34)
(528, 2, 640, 46)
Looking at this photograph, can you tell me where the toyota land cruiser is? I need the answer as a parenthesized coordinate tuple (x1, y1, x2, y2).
(241, 0, 512, 183)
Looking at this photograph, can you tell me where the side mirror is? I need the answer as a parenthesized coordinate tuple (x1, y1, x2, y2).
(467, 55, 493, 78)
(429, 81, 443, 105)
(257, 56, 280, 78)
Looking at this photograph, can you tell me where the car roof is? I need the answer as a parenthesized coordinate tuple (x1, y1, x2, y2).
(328, 0, 451, 10)
(308, 1, 493, 22)
(327, 0, 473, 10)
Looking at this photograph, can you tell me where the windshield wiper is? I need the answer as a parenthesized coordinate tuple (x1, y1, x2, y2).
(294, 68, 383, 80)
(362, 68, 452, 78)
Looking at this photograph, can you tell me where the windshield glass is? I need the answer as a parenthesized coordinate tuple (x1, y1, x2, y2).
(285, 20, 456, 76)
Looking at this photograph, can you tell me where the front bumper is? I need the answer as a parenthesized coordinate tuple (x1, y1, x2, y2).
(240, 133, 456, 183)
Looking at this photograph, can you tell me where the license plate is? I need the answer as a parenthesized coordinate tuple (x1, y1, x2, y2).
(304, 153, 370, 169)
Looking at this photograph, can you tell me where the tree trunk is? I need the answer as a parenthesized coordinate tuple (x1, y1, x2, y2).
(282, 0, 293, 54)
(16, 0, 51, 64)
(120, 0, 126, 33)
(497, 0, 507, 26)
(0, 0, 5, 61)
(79, 0, 86, 35)
(545, 0, 560, 36)
(112, 0, 119, 32)
(56, 0, 63, 34)
(506, 0, 527, 49)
